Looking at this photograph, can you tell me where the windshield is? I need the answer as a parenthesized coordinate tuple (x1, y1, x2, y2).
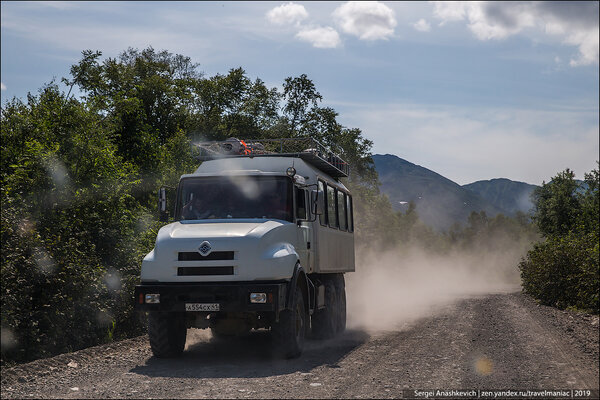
(177, 176, 293, 222)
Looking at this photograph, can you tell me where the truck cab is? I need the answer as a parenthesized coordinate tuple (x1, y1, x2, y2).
(135, 138, 354, 358)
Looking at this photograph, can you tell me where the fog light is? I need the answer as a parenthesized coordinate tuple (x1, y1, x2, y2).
(145, 293, 160, 304)
(250, 292, 267, 303)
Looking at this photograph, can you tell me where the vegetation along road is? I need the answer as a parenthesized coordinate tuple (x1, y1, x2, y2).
(1, 292, 598, 399)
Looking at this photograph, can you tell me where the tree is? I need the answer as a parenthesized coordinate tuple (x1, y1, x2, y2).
(300, 106, 376, 183)
(282, 74, 322, 136)
(531, 169, 580, 237)
(66, 48, 201, 172)
(190, 69, 281, 140)
(578, 162, 599, 235)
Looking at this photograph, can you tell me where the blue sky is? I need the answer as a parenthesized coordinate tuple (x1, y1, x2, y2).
(1, 1, 598, 185)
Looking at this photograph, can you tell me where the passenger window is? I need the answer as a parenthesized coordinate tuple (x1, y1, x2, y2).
(318, 180, 326, 226)
(338, 191, 347, 231)
(327, 185, 337, 228)
(295, 187, 306, 220)
(347, 195, 353, 232)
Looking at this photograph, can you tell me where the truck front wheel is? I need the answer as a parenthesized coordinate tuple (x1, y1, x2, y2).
(148, 311, 187, 358)
(272, 285, 306, 358)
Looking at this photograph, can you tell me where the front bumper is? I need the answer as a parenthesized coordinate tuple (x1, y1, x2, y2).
(134, 281, 288, 313)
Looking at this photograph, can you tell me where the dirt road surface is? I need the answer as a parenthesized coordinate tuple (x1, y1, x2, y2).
(2, 292, 598, 399)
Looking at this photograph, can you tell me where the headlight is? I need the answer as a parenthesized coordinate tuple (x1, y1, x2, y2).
(250, 292, 267, 303)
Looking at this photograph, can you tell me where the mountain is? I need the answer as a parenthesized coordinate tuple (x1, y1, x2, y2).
(462, 178, 538, 216)
(372, 154, 505, 231)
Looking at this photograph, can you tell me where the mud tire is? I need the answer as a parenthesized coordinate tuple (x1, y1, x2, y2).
(148, 311, 187, 358)
(311, 279, 337, 339)
(272, 285, 306, 359)
(334, 275, 346, 334)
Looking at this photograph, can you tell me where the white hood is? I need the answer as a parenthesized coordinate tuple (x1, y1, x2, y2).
(167, 220, 284, 239)
(142, 219, 299, 282)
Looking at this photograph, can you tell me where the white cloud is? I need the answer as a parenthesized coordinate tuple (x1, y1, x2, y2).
(432, 1, 599, 66)
(295, 27, 341, 49)
(266, 2, 308, 26)
(432, 2, 535, 40)
(413, 18, 431, 32)
(333, 1, 397, 41)
(266, 3, 342, 49)
(1, 82, 6, 91)
(432, 2, 467, 24)
(564, 27, 599, 66)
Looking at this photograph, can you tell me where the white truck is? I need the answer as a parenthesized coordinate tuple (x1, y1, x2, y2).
(135, 138, 355, 358)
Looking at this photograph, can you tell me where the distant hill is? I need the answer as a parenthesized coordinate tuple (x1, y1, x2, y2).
(372, 154, 505, 231)
(462, 179, 538, 216)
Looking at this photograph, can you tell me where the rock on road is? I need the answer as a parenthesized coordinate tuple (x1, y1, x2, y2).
(2, 292, 598, 399)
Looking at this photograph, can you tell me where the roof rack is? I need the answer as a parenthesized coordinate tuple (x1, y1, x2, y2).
(194, 137, 349, 178)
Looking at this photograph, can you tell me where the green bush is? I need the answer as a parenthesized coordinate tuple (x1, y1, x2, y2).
(0, 85, 151, 364)
(519, 232, 599, 313)
(519, 165, 599, 314)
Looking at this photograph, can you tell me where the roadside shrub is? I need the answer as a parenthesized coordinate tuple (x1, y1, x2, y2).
(519, 231, 599, 313)
(519, 165, 599, 314)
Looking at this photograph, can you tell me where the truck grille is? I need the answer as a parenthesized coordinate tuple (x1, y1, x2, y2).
(178, 251, 234, 261)
(177, 266, 234, 276)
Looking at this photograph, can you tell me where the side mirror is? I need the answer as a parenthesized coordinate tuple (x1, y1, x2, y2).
(158, 187, 169, 222)
(311, 189, 324, 215)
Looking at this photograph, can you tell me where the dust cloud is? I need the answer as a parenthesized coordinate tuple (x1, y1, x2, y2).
(346, 243, 525, 332)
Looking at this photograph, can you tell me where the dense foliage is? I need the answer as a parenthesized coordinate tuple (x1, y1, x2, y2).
(519, 166, 599, 313)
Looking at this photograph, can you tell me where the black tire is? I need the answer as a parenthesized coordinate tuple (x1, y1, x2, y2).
(148, 311, 187, 358)
(334, 275, 346, 334)
(311, 279, 337, 339)
(272, 285, 306, 358)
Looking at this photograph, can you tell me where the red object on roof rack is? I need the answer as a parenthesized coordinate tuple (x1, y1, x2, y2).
(194, 137, 349, 178)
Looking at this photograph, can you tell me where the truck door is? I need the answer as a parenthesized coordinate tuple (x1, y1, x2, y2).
(295, 186, 314, 272)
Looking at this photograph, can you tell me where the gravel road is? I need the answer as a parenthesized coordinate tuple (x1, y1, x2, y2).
(2, 292, 598, 399)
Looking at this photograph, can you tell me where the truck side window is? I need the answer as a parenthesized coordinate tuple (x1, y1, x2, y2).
(295, 187, 306, 220)
(338, 191, 347, 231)
(347, 195, 353, 232)
(327, 185, 338, 228)
(318, 180, 327, 226)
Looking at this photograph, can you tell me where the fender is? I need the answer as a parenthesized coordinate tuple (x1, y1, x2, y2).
(286, 263, 314, 314)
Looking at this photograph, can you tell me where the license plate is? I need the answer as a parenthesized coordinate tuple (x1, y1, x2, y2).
(185, 303, 220, 312)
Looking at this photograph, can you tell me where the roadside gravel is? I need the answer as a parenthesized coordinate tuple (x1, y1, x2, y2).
(1, 292, 598, 399)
